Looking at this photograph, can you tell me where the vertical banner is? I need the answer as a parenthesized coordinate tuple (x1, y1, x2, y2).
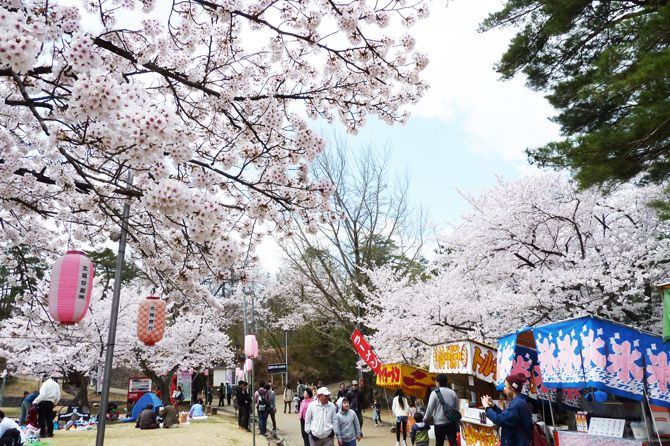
(660, 283, 670, 343)
(177, 371, 193, 402)
(351, 328, 382, 374)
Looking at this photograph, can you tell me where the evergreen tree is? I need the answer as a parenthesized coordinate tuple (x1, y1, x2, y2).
(482, 1, 670, 189)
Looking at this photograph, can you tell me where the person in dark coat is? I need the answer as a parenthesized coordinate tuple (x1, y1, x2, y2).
(218, 382, 225, 407)
(236, 381, 252, 431)
(481, 373, 533, 446)
(160, 404, 179, 428)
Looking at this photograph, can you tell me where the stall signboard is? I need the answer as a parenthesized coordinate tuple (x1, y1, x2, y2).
(497, 315, 670, 409)
(430, 341, 497, 384)
(376, 363, 436, 396)
(460, 420, 500, 446)
(127, 377, 153, 402)
(350, 329, 382, 374)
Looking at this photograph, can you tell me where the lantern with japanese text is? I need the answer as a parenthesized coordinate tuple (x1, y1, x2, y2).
(137, 296, 167, 346)
(244, 358, 253, 373)
(244, 334, 258, 358)
(48, 250, 94, 324)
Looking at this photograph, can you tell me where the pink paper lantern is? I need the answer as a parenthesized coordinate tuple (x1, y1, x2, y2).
(137, 296, 167, 346)
(244, 358, 253, 373)
(244, 334, 258, 358)
(48, 250, 94, 324)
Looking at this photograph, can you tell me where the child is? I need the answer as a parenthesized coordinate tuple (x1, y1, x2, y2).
(407, 399, 417, 432)
(371, 398, 382, 426)
(410, 412, 430, 446)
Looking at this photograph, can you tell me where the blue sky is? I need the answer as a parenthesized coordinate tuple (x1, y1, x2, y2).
(330, 0, 562, 230)
(260, 0, 563, 271)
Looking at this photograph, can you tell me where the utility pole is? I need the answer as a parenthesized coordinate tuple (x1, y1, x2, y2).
(96, 170, 134, 446)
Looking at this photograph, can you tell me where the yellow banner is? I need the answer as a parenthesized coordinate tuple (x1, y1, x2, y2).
(376, 363, 436, 396)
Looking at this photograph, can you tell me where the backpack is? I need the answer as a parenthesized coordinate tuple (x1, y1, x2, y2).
(257, 390, 269, 412)
(531, 423, 551, 446)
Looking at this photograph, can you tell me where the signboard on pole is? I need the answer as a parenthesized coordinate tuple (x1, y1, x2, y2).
(267, 363, 287, 374)
(177, 371, 192, 402)
(127, 377, 152, 403)
(350, 328, 382, 374)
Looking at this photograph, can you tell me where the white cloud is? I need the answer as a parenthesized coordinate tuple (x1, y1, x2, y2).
(408, 0, 560, 160)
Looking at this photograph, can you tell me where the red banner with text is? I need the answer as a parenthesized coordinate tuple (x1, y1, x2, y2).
(350, 329, 383, 374)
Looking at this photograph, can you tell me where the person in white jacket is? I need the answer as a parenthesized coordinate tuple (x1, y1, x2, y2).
(392, 389, 410, 446)
(33, 376, 60, 438)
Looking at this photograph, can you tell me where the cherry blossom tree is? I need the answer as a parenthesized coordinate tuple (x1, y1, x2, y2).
(0, 279, 234, 406)
(0, 0, 429, 308)
(363, 174, 670, 364)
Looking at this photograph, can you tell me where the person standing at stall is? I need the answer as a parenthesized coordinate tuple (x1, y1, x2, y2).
(424, 374, 459, 446)
(481, 373, 533, 446)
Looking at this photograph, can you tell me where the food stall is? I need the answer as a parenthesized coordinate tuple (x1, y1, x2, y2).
(376, 363, 436, 400)
(430, 340, 500, 446)
(496, 315, 670, 446)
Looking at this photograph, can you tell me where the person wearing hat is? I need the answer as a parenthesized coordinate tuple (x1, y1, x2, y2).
(345, 380, 364, 430)
(304, 387, 339, 446)
(481, 373, 533, 446)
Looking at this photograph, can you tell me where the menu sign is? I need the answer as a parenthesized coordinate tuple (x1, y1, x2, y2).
(588, 417, 625, 438)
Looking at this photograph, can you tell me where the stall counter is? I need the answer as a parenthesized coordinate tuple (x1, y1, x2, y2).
(558, 430, 649, 446)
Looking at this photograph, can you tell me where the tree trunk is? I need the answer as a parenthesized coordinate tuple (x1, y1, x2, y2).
(63, 371, 90, 407)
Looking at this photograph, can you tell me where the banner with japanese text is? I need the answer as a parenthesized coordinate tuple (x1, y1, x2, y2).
(350, 328, 382, 374)
(430, 340, 497, 384)
(376, 363, 436, 397)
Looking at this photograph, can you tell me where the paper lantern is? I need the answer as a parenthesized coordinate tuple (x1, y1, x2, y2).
(137, 296, 167, 346)
(244, 334, 258, 358)
(48, 250, 94, 325)
(244, 358, 253, 373)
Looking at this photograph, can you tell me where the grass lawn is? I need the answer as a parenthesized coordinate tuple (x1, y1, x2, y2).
(1, 408, 255, 446)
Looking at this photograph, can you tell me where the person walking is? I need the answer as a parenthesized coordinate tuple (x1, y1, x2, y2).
(410, 412, 431, 446)
(33, 376, 60, 438)
(305, 387, 338, 446)
(226, 382, 233, 406)
(392, 389, 410, 446)
(337, 383, 347, 399)
(371, 398, 382, 426)
(284, 384, 294, 413)
(335, 398, 362, 446)
(218, 382, 225, 407)
(298, 387, 315, 446)
(205, 384, 213, 406)
(255, 384, 271, 436)
(266, 383, 278, 432)
(346, 380, 364, 431)
(481, 373, 533, 446)
(425, 374, 459, 446)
